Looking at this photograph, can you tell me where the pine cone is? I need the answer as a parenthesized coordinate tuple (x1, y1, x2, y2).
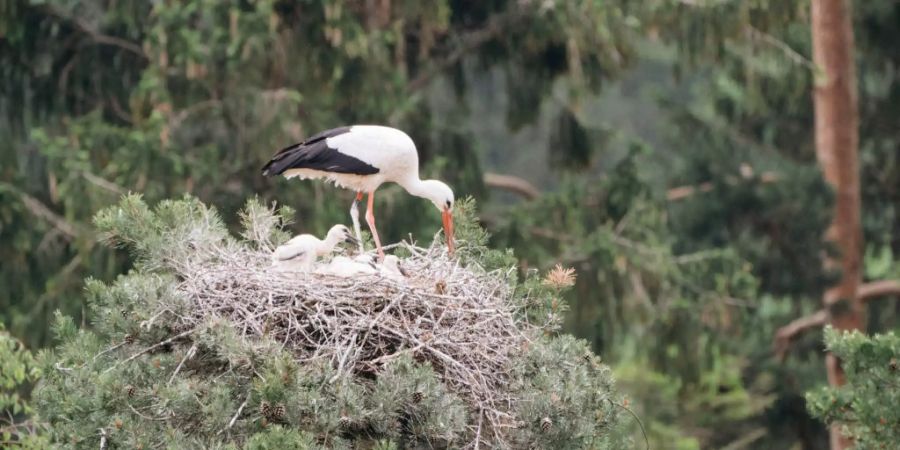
(889, 358, 898, 372)
(259, 401, 272, 417)
(412, 391, 424, 403)
(124, 334, 135, 345)
(125, 385, 136, 398)
(339, 415, 351, 427)
(271, 404, 286, 422)
(540, 417, 552, 432)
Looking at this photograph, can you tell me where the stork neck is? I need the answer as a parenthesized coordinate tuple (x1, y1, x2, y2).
(398, 175, 428, 200)
(318, 235, 340, 255)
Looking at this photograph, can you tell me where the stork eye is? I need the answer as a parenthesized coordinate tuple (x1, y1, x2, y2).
(445, 200, 452, 208)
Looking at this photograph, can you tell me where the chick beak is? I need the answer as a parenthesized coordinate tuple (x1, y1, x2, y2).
(397, 262, 409, 278)
(442, 207, 454, 255)
(345, 235, 359, 247)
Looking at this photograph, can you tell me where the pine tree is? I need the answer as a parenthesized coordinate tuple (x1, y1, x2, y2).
(806, 327, 900, 450)
(33, 195, 625, 449)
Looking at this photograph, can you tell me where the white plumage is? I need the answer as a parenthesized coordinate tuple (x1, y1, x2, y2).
(315, 254, 407, 280)
(270, 224, 356, 272)
(262, 125, 456, 260)
(283, 126, 418, 193)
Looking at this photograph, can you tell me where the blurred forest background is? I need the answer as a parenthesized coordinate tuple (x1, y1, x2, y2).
(1, 0, 898, 448)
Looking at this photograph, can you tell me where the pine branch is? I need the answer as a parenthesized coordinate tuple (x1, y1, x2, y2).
(104, 329, 195, 373)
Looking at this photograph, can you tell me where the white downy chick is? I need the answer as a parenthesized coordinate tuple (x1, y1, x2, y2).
(271, 224, 357, 272)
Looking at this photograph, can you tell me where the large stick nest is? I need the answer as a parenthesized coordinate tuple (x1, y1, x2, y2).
(164, 235, 537, 448)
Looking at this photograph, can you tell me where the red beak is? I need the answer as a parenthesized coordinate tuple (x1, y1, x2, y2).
(442, 207, 454, 255)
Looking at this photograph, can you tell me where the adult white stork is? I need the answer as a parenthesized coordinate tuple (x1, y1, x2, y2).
(271, 224, 357, 271)
(261, 125, 455, 260)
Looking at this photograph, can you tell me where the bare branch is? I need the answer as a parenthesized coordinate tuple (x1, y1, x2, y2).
(666, 182, 714, 201)
(39, 5, 147, 60)
(219, 393, 251, 435)
(774, 310, 827, 360)
(745, 25, 816, 71)
(483, 172, 540, 200)
(858, 279, 900, 300)
(2, 184, 84, 240)
(82, 171, 126, 195)
(774, 280, 900, 359)
(168, 344, 197, 385)
(667, 165, 779, 201)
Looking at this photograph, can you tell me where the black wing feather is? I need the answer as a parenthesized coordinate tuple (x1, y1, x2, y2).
(261, 126, 379, 176)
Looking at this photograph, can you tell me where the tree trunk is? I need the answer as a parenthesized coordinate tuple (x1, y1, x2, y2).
(811, 1, 864, 448)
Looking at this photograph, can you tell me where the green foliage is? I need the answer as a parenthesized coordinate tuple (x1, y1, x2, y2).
(33, 196, 624, 448)
(370, 355, 467, 446)
(243, 426, 321, 450)
(0, 325, 40, 417)
(452, 196, 517, 272)
(614, 363, 699, 450)
(2, 0, 899, 448)
(493, 151, 815, 447)
(806, 328, 900, 450)
(0, 324, 46, 447)
(509, 335, 620, 449)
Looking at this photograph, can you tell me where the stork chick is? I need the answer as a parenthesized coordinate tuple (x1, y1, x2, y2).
(271, 224, 357, 271)
(315, 254, 408, 280)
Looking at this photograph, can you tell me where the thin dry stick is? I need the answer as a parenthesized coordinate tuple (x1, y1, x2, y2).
(104, 329, 195, 374)
(219, 393, 251, 436)
(168, 344, 197, 386)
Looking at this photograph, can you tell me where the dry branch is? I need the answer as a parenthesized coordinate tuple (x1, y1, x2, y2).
(666, 167, 779, 201)
(2, 184, 84, 240)
(857, 279, 900, 300)
(773, 280, 900, 359)
(39, 5, 147, 60)
(483, 172, 541, 200)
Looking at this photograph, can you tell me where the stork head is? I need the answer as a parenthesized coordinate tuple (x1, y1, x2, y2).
(418, 179, 455, 255)
(325, 224, 358, 248)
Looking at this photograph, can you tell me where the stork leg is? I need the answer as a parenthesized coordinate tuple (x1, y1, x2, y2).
(349, 192, 365, 254)
(365, 190, 385, 261)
